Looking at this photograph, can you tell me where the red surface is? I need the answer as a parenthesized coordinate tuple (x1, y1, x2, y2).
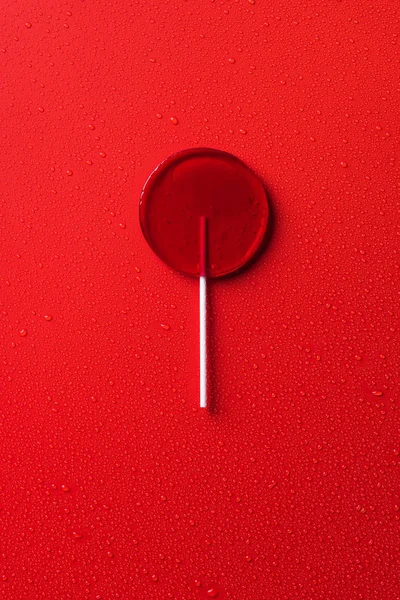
(139, 148, 269, 277)
(0, 1, 399, 599)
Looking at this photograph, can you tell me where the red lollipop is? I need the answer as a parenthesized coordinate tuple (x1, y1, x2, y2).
(139, 148, 269, 407)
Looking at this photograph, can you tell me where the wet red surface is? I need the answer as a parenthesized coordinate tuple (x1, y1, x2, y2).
(0, 1, 399, 599)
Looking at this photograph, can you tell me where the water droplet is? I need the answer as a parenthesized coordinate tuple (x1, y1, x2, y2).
(340, 161, 348, 167)
(25, 22, 32, 28)
(207, 589, 218, 598)
(228, 57, 236, 64)
(66, 170, 73, 176)
(99, 152, 106, 158)
(44, 315, 53, 321)
(19, 329, 27, 337)
(170, 116, 178, 125)
(161, 324, 170, 330)
(72, 530, 82, 539)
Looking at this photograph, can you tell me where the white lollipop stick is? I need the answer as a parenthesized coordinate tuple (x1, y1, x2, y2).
(199, 216, 207, 409)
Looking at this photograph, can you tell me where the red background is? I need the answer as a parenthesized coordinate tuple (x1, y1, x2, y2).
(1, 1, 399, 599)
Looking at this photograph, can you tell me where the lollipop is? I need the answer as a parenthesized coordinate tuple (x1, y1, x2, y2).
(139, 148, 269, 408)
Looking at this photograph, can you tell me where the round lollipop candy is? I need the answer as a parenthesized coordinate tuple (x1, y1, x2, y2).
(139, 148, 269, 408)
